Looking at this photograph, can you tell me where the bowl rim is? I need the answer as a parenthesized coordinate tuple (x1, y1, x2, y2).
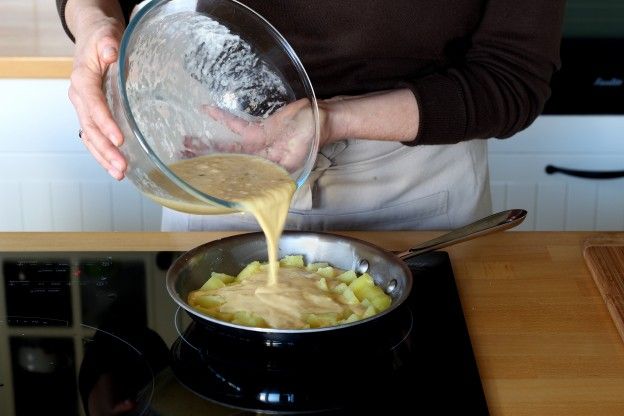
(117, 0, 321, 210)
(165, 230, 414, 334)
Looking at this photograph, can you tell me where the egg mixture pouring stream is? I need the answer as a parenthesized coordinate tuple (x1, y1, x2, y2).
(149, 154, 352, 328)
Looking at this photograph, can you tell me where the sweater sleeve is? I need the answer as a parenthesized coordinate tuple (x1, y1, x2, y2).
(403, 0, 566, 146)
(55, 0, 142, 42)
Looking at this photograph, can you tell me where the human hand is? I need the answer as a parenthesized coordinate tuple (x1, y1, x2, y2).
(200, 99, 327, 172)
(68, 7, 126, 180)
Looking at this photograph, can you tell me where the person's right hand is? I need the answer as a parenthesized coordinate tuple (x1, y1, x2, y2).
(197, 99, 328, 173)
(68, 11, 127, 180)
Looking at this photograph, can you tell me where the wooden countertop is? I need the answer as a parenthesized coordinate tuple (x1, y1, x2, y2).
(1, 230, 624, 415)
(0, 57, 72, 78)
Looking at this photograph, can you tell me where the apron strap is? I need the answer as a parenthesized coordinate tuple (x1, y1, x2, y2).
(291, 140, 348, 210)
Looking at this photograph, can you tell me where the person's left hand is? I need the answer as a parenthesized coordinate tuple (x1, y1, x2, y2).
(200, 99, 328, 172)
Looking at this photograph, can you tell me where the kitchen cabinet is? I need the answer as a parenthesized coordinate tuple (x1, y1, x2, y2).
(489, 115, 624, 231)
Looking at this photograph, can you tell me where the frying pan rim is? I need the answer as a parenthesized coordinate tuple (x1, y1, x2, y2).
(166, 230, 414, 334)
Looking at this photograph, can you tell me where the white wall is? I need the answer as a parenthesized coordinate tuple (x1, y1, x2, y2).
(0, 79, 162, 231)
(2, 79, 623, 231)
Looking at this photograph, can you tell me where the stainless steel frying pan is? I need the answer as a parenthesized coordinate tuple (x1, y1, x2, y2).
(166, 209, 526, 335)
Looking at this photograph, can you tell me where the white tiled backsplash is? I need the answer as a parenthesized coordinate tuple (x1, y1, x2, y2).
(0, 79, 162, 231)
(2, 79, 623, 232)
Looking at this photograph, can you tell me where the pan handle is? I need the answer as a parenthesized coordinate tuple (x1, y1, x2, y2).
(396, 209, 527, 262)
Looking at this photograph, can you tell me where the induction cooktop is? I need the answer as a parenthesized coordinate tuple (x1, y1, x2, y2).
(0, 250, 488, 415)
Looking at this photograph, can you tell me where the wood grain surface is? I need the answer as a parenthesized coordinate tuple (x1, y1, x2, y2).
(584, 238, 624, 345)
(1, 231, 624, 415)
(0, 56, 72, 78)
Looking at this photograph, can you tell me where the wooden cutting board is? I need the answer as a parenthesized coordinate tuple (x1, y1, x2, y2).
(583, 237, 624, 343)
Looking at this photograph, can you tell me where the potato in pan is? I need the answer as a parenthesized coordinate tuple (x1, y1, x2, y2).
(188, 255, 392, 329)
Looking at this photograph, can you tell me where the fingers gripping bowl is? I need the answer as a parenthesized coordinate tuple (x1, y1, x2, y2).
(104, 0, 320, 213)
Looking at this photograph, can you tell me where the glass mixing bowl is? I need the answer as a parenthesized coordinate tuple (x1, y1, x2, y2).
(104, 0, 320, 213)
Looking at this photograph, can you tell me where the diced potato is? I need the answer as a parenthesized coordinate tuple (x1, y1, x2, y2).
(306, 262, 329, 272)
(331, 282, 348, 294)
(316, 266, 335, 279)
(305, 313, 339, 328)
(280, 255, 304, 268)
(210, 310, 230, 320)
(317, 277, 329, 291)
(336, 270, 357, 284)
(236, 261, 262, 281)
(370, 293, 392, 312)
(360, 284, 384, 299)
(193, 304, 216, 316)
(349, 273, 375, 300)
(191, 257, 392, 329)
(193, 305, 233, 322)
(200, 275, 226, 290)
(343, 313, 360, 324)
(232, 311, 267, 327)
(195, 294, 225, 309)
(211, 272, 235, 284)
(362, 305, 377, 318)
(354, 284, 392, 312)
(187, 290, 203, 305)
(340, 287, 360, 305)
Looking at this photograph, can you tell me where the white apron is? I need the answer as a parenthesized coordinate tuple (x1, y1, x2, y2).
(160, 139, 492, 231)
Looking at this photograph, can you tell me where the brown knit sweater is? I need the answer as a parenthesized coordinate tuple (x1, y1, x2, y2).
(56, 0, 565, 145)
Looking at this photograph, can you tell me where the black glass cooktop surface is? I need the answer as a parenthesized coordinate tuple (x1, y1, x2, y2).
(0, 250, 488, 415)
